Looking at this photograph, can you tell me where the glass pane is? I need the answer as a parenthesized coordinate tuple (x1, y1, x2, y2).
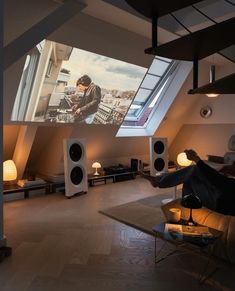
(133, 88, 151, 103)
(141, 74, 160, 90)
(149, 78, 169, 108)
(127, 104, 142, 116)
(148, 59, 170, 76)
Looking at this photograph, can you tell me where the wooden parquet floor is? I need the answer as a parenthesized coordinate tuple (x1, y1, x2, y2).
(1, 177, 235, 291)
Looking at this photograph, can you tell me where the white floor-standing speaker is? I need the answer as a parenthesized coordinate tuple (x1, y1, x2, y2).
(63, 138, 88, 198)
(149, 137, 168, 176)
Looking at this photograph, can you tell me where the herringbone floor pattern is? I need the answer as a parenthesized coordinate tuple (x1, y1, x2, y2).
(1, 177, 234, 290)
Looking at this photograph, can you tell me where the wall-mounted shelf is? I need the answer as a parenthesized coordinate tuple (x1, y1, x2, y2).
(188, 73, 235, 94)
(125, 0, 202, 18)
(145, 17, 235, 60)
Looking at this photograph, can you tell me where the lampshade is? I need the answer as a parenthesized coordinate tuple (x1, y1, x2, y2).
(206, 93, 219, 98)
(92, 162, 101, 176)
(181, 194, 202, 209)
(92, 162, 101, 169)
(206, 65, 219, 98)
(181, 193, 202, 226)
(177, 152, 193, 167)
(3, 160, 17, 181)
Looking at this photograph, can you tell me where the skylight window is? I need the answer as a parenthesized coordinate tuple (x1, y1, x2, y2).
(117, 59, 193, 137)
(122, 56, 173, 125)
(149, 78, 169, 108)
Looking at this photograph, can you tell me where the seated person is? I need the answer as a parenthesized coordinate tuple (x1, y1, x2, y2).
(141, 149, 235, 215)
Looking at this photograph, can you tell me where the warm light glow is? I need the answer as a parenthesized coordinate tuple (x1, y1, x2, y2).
(92, 162, 101, 175)
(3, 160, 17, 181)
(92, 162, 101, 169)
(177, 153, 193, 167)
(206, 93, 219, 98)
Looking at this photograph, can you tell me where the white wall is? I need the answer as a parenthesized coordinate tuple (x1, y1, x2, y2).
(185, 62, 235, 125)
(169, 124, 235, 164)
(27, 125, 150, 175)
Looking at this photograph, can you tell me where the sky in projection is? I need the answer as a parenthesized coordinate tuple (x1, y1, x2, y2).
(60, 46, 147, 91)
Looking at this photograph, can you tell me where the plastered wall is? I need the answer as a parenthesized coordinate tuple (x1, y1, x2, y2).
(169, 124, 235, 164)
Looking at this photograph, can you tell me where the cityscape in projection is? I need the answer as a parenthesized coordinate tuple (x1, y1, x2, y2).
(11, 39, 147, 125)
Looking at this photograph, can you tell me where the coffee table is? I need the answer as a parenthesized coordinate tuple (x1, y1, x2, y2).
(152, 221, 223, 283)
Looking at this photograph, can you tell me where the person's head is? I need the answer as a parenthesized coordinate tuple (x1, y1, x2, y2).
(76, 75, 91, 91)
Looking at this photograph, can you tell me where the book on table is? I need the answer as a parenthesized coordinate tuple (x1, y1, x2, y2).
(165, 223, 213, 238)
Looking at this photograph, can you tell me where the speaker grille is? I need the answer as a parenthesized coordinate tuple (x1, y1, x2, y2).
(154, 158, 165, 171)
(70, 166, 83, 185)
(69, 143, 82, 162)
(154, 141, 165, 154)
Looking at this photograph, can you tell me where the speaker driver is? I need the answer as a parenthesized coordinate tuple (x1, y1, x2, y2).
(69, 143, 82, 162)
(70, 166, 83, 185)
(154, 141, 165, 154)
(154, 158, 165, 172)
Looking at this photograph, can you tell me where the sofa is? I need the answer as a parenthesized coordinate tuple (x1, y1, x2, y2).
(161, 198, 235, 264)
(206, 134, 235, 169)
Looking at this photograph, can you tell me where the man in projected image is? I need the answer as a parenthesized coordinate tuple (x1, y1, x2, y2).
(72, 74, 101, 124)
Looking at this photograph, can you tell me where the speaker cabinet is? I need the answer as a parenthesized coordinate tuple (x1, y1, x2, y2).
(63, 138, 88, 198)
(149, 137, 168, 176)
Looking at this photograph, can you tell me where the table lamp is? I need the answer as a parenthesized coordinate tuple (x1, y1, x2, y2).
(3, 160, 17, 185)
(177, 152, 193, 167)
(92, 162, 101, 176)
(181, 193, 202, 226)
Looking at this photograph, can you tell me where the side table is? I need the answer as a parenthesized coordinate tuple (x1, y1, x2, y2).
(152, 222, 223, 284)
(88, 171, 136, 186)
(3, 183, 51, 199)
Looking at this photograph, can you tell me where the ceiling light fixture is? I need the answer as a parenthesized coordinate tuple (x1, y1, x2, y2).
(206, 65, 219, 98)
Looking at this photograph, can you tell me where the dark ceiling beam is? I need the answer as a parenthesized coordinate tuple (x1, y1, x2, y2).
(3, 0, 86, 71)
(125, 0, 203, 18)
(188, 73, 235, 94)
(145, 17, 235, 60)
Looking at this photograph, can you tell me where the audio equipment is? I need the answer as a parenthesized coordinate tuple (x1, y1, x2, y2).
(63, 138, 88, 198)
(149, 137, 168, 176)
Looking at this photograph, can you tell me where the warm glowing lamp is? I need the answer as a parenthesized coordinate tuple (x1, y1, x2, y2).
(92, 162, 101, 176)
(181, 194, 202, 226)
(206, 93, 219, 98)
(206, 65, 219, 98)
(3, 160, 17, 184)
(177, 152, 193, 167)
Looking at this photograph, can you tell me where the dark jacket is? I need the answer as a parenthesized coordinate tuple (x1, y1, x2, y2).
(79, 83, 101, 116)
(197, 160, 235, 215)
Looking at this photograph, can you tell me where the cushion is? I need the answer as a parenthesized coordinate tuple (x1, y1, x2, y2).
(224, 152, 235, 164)
(228, 135, 235, 151)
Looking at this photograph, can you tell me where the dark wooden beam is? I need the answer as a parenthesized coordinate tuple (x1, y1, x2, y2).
(4, 0, 86, 70)
(146, 17, 235, 60)
(188, 73, 235, 94)
(125, 0, 202, 18)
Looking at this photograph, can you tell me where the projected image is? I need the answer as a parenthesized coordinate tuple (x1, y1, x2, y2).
(11, 40, 147, 124)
